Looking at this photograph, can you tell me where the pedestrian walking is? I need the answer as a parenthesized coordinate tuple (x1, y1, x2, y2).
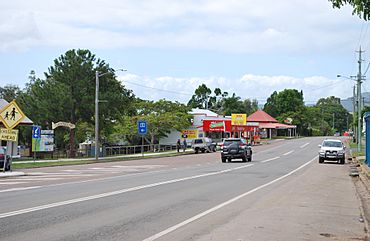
(176, 139, 181, 152)
(183, 139, 187, 152)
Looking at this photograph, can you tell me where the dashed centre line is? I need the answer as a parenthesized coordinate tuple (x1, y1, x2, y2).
(300, 142, 310, 148)
(261, 157, 280, 163)
(283, 150, 294, 156)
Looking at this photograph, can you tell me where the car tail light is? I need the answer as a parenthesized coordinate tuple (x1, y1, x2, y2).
(239, 143, 245, 147)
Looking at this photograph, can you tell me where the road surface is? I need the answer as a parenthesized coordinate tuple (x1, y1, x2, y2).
(0, 137, 366, 241)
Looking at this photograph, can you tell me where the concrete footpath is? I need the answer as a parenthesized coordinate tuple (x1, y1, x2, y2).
(196, 160, 369, 241)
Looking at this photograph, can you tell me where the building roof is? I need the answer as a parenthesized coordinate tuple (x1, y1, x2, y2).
(259, 122, 296, 129)
(0, 99, 33, 127)
(247, 110, 278, 123)
(190, 108, 219, 117)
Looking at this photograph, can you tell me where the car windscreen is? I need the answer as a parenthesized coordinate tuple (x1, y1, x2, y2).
(223, 140, 241, 146)
(194, 139, 203, 144)
(322, 141, 342, 148)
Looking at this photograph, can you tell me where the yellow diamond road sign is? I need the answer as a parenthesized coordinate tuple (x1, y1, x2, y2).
(0, 100, 25, 130)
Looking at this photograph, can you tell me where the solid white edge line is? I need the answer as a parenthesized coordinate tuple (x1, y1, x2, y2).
(283, 150, 294, 156)
(0, 186, 42, 193)
(261, 156, 280, 163)
(142, 155, 317, 241)
(0, 164, 254, 219)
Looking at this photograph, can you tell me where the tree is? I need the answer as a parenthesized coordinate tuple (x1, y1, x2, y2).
(0, 84, 21, 102)
(263, 91, 278, 117)
(329, 0, 370, 20)
(242, 99, 259, 115)
(188, 84, 212, 109)
(264, 89, 304, 117)
(316, 96, 349, 133)
(115, 99, 192, 147)
(18, 50, 134, 156)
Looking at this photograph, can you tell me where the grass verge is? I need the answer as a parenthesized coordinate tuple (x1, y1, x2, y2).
(11, 152, 191, 170)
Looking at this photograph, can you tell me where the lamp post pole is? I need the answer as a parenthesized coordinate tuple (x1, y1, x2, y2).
(95, 69, 126, 161)
(95, 71, 100, 161)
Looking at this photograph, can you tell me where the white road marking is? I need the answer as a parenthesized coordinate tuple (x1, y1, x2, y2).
(142, 156, 317, 241)
(261, 157, 280, 163)
(27, 172, 89, 176)
(300, 143, 310, 148)
(283, 150, 294, 156)
(27, 173, 94, 177)
(0, 168, 175, 193)
(7, 178, 63, 181)
(0, 164, 254, 219)
(0, 182, 28, 185)
(0, 186, 41, 193)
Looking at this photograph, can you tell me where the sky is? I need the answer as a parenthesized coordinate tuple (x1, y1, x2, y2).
(0, 0, 369, 105)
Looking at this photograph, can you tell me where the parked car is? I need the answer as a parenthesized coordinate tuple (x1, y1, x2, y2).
(0, 148, 10, 171)
(216, 138, 227, 150)
(0, 147, 4, 161)
(221, 138, 252, 162)
(318, 139, 345, 164)
(191, 138, 217, 154)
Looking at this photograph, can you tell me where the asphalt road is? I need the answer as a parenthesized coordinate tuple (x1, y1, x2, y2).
(0, 137, 366, 241)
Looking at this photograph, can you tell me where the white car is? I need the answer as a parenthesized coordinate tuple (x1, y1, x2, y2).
(318, 139, 346, 164)
(191, 138, 216, 154)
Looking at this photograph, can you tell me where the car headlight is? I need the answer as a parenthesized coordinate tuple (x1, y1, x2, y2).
(338, 150, 345, 154)
(319, 150, 325, 155)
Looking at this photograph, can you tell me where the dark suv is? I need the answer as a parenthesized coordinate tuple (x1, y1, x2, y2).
(221, 138, 252, 162)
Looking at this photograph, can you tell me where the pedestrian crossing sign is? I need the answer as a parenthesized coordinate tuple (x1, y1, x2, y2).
(0, 100, 26, 130)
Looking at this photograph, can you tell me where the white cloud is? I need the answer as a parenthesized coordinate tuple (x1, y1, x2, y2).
(0, 11, 41, 52)
(117, 73, 353, 105)
(0, 0, 363, 53)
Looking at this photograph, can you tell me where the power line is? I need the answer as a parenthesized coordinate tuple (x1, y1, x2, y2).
(122, 79, 349, 107)
(123, 80, 194, 96)
(358, 21, 365, 48)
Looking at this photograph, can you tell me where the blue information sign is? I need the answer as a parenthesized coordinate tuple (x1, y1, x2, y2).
(32, 125, 41, 139)
(137, 120, 147, 135)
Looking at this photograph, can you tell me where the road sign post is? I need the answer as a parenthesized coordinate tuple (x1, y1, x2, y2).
(0, 100, 26, 172)
(32, 125, 41, 162)
(138, 120, 148, 157)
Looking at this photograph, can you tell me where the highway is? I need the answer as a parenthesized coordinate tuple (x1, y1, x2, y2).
(0, 137, 366, 241)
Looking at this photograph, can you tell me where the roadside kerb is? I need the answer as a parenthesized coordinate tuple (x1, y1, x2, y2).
(0, 172, 25, 178)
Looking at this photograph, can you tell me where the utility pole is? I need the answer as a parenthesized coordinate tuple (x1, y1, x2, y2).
(356, 47, 365, 152)
(332, 113, 335, 130)
(353, 85, 356, 142)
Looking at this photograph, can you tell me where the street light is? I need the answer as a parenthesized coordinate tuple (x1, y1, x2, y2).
(337, 74, 364, 152)
(95, 68, 127, 161)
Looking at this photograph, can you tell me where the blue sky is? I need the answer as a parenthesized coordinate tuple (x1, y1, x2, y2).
(0, 0, 368, 105)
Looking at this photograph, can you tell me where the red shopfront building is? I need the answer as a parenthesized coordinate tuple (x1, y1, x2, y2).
(202, 119, 260, 143)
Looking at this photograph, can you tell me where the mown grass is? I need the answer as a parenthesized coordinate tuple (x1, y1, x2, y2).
(12, 160, 96, 169)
